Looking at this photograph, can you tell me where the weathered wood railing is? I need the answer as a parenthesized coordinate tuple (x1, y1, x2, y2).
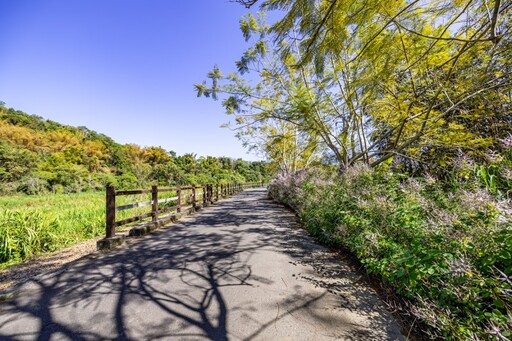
(105, 182, 262, 238)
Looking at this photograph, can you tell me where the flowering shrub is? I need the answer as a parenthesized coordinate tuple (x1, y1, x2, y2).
(268, 165, 512, 340)
(268, 168, 332, 213)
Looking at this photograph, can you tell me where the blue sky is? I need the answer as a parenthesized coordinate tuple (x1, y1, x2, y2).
(0, 0, 268, 161)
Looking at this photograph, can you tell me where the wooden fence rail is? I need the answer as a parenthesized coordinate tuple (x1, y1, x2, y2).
(105, 182, 262, 238)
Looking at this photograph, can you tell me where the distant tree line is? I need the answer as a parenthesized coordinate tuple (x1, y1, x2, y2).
(0, 104, 268, 194)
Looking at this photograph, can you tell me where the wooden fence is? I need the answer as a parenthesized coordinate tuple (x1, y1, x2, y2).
(105, 182, 262, 238)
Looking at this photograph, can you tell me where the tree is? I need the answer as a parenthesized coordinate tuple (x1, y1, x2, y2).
(201, 0, 511, 172)
(197, 12, 381, 169)
(0, 142, 38, 182)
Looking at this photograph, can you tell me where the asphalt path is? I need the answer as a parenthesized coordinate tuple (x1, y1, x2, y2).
(0, 188, 405, 340)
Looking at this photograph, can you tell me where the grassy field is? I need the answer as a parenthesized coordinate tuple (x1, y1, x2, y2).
(0, 187, 216, 268)
(0, 192, 104, 268)
(0, 191, 170, 268)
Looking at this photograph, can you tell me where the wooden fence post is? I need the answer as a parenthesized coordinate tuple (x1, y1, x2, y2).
(106, 184, 116, 238)
(152, 185, 158, 223)
(192, 185, 196, 208)
(177, 186, 181, 213)
(203, 185, 207, 205)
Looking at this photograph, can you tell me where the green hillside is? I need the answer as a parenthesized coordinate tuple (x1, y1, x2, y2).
(0, 104, 268, 195)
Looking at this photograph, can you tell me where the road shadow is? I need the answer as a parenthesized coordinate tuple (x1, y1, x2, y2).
(0, 188, 403, 340)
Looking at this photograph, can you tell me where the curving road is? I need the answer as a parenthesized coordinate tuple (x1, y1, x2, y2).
(0, 188, 404, 340)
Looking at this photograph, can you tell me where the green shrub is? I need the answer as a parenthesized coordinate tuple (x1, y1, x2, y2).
(268, 166, 512, 339)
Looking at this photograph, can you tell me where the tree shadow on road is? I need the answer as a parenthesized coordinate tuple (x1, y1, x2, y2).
(0, 189, 403, 340)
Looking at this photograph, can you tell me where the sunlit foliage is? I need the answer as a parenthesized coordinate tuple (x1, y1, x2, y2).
(0, 104, 269, 194)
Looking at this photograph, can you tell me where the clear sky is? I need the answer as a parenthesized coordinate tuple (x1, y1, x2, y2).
(0, 0, 267, 161)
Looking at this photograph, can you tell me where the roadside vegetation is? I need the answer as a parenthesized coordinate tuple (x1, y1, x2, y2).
(0, 192, 165, 267)
(268, 159, 511, 339)
(0, 192, 104, 267)
(198, 0, 511, 338)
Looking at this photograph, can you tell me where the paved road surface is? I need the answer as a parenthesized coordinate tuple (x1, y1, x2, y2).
(0, 188, 404, 340)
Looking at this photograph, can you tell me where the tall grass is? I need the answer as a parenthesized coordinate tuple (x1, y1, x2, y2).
(0, 189, 191, 267)
(0, 192, 104, 266)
